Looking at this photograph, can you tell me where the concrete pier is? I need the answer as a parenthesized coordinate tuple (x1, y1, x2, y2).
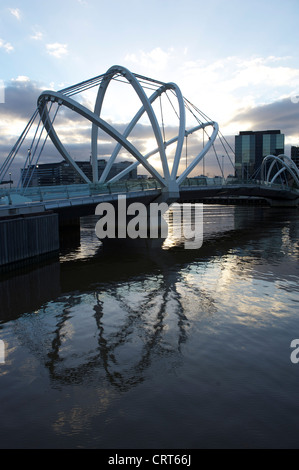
(0, 212, 59, 267)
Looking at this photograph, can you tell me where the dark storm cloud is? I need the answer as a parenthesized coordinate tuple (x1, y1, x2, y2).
(231, 98, 299, 137)
(0, 78, 42, 120)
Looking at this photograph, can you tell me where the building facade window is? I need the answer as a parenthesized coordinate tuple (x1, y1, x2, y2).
(291, 146, 299, 169)
(235, 130, 284, 179)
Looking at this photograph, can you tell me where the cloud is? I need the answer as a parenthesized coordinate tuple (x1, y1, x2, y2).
(9, 8, 21, 20)
(179, 56, 299, 124)
(2, 70, 299, 184)
(123, 50, 299, 137)
(125, 48, 173, 76)
(0, 38, 14, 53)
(46, 43, 69, 58)
(0, 78, 42, 121)
(231, 98, 299, 139)
(31, 31, 43, 41)
(13, 76, 31, 83)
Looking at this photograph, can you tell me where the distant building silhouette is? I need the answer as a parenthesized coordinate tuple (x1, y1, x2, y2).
(21, 159, 137, 187)
(235, 130, 284, 179)
(291, 146, 299, 169)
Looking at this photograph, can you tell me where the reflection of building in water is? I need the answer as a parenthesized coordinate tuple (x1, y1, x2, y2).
(21, 159, 137, 186)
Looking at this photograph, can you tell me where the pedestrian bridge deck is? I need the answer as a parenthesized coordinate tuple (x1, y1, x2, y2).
(0, 178, 298, 219)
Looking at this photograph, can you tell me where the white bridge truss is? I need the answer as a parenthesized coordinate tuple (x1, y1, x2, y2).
(1, 65, 238, 196)
(261, 154, 299, 189)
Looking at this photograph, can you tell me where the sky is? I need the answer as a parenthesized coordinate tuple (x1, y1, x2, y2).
(1, 0, 299, 182)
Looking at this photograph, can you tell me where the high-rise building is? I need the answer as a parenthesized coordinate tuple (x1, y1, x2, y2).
(291, 146, 299, 169)
(21, 159, 137, 187)
(235, 130, 284, 179)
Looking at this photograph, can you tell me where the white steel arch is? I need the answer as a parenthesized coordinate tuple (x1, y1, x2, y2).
(36, 65, 219, 195)
(96, 78, 186, 186)
(106, 122, 217, 184)
(92, 65, 172, 184)
(261, 154, 299, 189)
(38, 90, 167, 187)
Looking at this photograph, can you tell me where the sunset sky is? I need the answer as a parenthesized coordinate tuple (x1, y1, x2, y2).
(1, 0, 299, 182)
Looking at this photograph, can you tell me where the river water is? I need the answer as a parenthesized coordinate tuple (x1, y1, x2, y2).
(0, 204, 299, 449)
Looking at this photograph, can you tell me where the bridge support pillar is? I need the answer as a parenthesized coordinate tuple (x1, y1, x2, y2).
(0, 213, 59, 269)
(154, 181, 180, 205)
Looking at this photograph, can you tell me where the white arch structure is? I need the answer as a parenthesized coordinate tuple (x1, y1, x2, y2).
(261, 154, 299, 189)
(36, 65, 219, 196)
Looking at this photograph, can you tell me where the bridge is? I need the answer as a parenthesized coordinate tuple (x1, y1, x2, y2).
(0, 65, 298, 267)
(1, 176, 298, 217)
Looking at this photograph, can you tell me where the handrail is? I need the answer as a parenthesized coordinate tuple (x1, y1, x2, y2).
(1, 177, 298, 206)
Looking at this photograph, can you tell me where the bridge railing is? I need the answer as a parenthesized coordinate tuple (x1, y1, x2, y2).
(0, 178, 162, 204)
(1, 177, 298, 206)
(179, 177, 258, 187)
(180, 177, 299, 192)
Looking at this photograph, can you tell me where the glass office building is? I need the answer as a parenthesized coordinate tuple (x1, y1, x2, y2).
(291, 146, 299, 169)
(235, 130, 284, 179)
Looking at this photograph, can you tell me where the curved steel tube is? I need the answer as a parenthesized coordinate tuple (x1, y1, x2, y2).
(37, 65, 219, 192)
(261, 154, 299, 188)
(38, 90, 167, 187)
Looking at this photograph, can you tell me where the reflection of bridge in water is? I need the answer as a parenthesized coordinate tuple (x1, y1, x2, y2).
(0, 65, 299, 267)
(3, 204, 298, 392)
